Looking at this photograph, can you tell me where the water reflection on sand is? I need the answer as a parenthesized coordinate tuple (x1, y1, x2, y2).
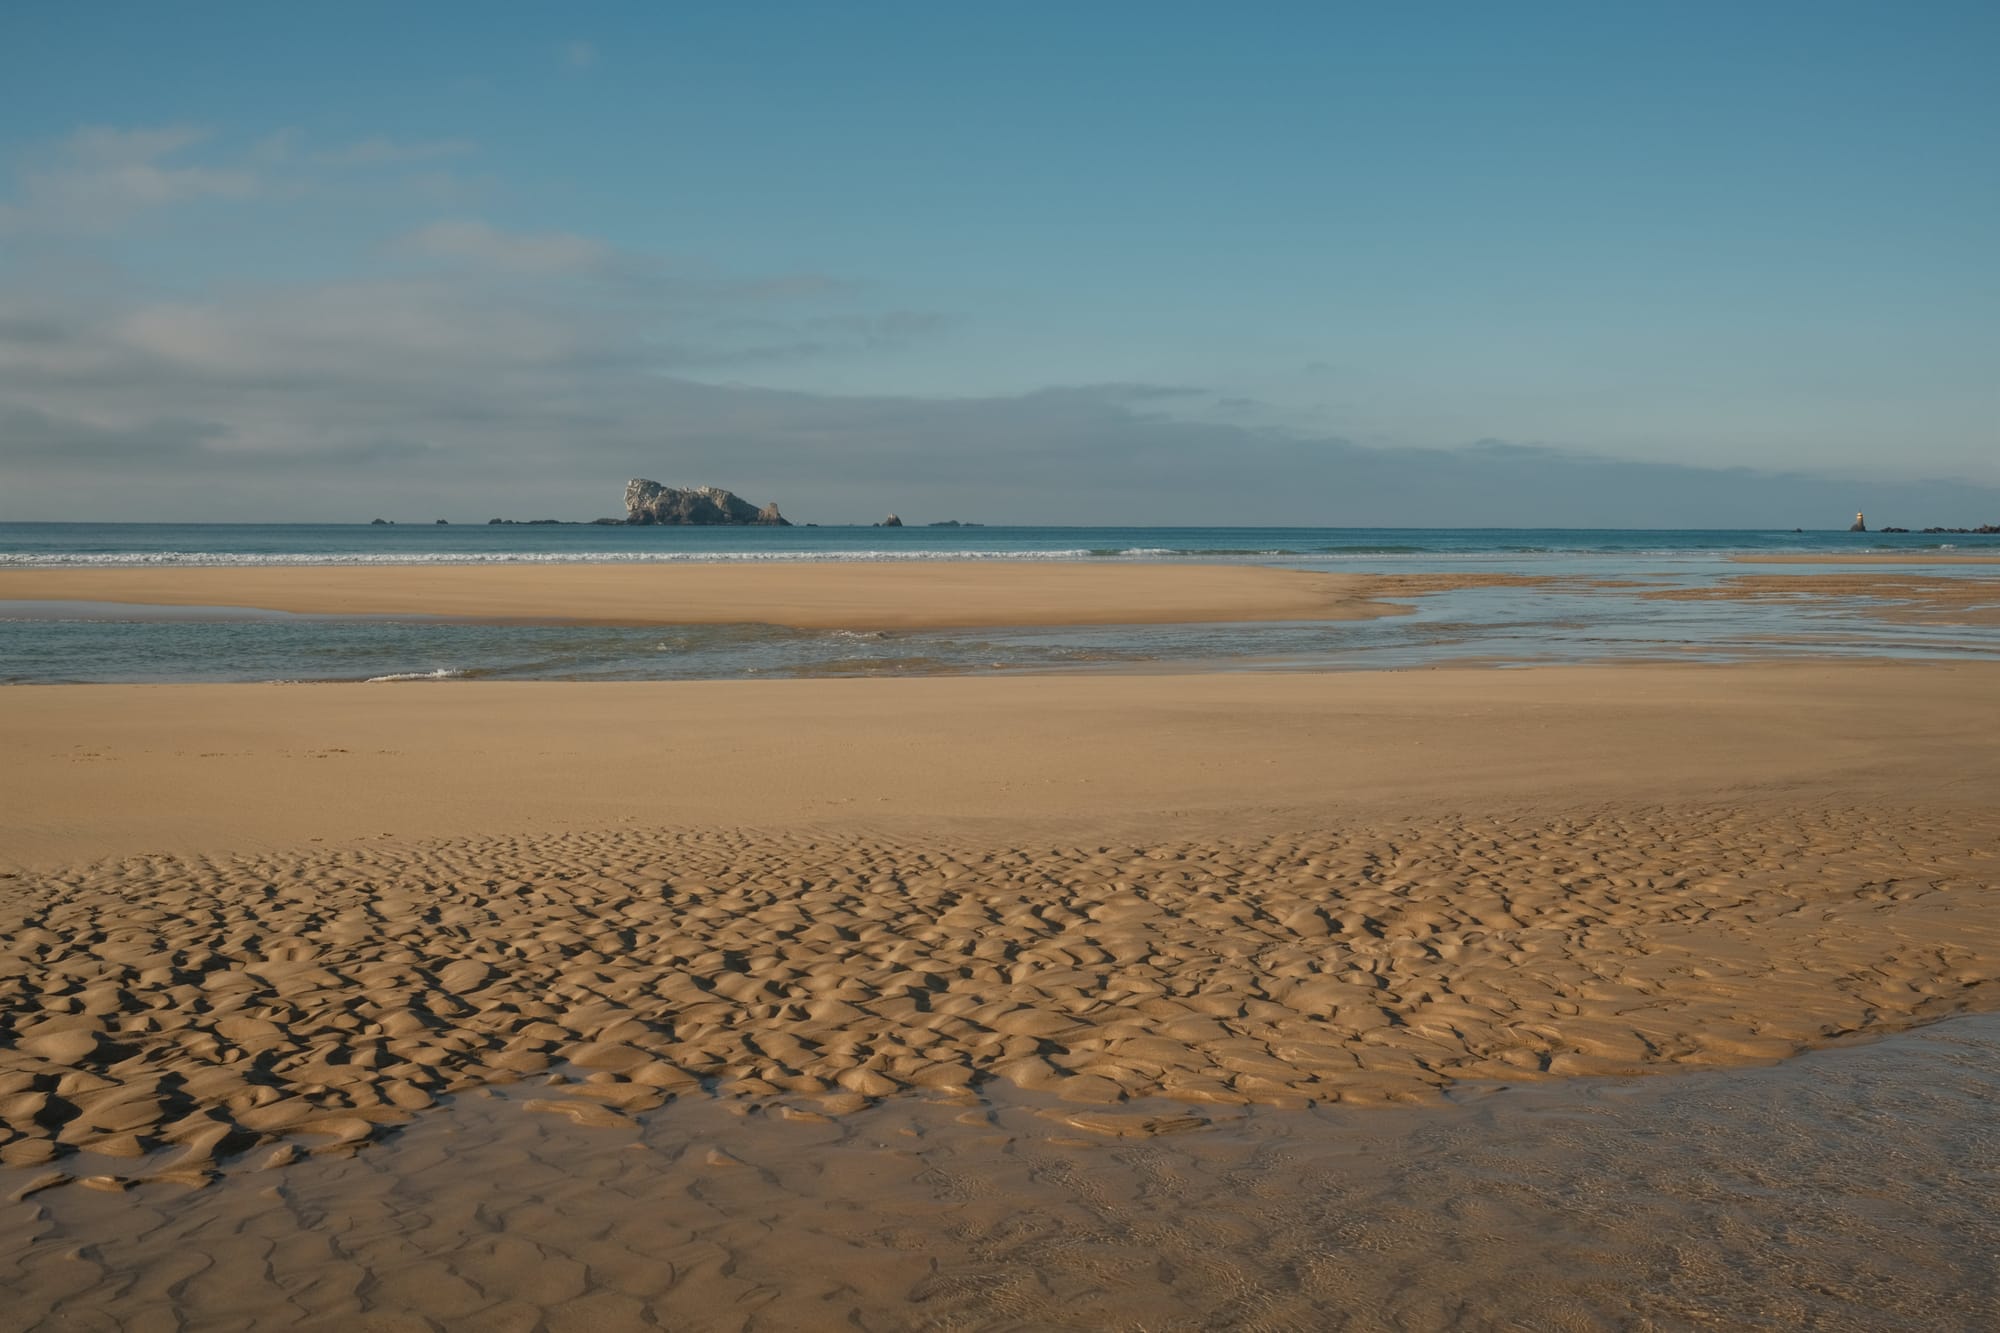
(3, 1013, 1995, 1331)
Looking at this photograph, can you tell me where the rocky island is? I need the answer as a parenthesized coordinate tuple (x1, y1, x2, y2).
(623, 479, 790, 526)
(1871, 524, 1997, 535)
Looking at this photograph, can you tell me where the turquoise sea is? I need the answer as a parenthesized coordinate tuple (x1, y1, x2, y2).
(3, 522, 1997, 684)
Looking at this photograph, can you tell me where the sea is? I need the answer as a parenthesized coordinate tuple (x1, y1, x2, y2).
(3, 522, 1997, 684)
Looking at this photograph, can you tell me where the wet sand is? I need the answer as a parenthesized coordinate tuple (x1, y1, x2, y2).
(1733, 551, 2000, 565)
(1647, 571, 2000, 625)
(0, 561, 1408, 629)
(7, 1014, 1996, 1329)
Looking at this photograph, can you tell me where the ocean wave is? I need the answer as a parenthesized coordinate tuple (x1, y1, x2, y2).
(1088, 546, 1307, 557)
(0, 544, 1858, 569)
(0, 549, 1109, 568)
(364, 668, 467, 682)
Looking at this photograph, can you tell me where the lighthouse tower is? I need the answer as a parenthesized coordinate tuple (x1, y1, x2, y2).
(1849, 512, 1867, 533)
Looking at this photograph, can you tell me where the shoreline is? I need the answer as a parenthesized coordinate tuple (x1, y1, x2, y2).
(0, 561, 1411, 629)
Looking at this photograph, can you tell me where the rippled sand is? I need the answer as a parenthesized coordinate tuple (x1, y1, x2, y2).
(4, 804, 1996, 1191)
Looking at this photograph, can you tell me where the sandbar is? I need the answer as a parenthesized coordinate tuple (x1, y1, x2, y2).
(6, 663, 1997, 863)
(1733, 552, 2000, 565)
(1647, 571, 2000, 625)
(0, 561, 1406, 628)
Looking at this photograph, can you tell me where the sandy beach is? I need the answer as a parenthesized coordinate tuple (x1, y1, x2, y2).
(0, 561, 1408, 628)
(4, 661, 1998, 1191)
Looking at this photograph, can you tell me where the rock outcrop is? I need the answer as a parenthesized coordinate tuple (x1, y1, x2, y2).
(623, 479, 790, 526)
(877, 514, 904, 528)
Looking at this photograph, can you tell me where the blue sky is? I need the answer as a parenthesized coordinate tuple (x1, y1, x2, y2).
(2, 2, 1995, 522)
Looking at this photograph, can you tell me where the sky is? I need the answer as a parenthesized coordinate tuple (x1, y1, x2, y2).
(2, 1, 1996, 525)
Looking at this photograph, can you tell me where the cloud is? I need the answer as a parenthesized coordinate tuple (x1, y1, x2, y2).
(0, 125, 483, 235)
(0, 401, 225, 463)
(561, 40, 597, 71)
(248, 128, 300, 165)
(66, 124, 211, 164)
(1462, 437, 1571, 459)
(316, 137, 477, 168)
(4, 126, 1993, 524)
(111, 280, 614, 377)
(395, 219, 611, 275)
(0, 124, 257, 232)
(8, 261, 1997, 526)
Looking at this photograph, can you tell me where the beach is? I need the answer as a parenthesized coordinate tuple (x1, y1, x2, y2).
(0, 561, 1408, 628)
(4, 558, 1999, 1326)
(5, 662, 1998, 1123)
(12, 0, 1997, 1313)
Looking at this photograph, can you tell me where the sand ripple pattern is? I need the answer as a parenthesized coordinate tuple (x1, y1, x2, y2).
(2, 805, 1996, 1186)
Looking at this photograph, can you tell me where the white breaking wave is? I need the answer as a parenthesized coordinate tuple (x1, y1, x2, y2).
(0, 548, 1104, 568)
(0, 546, 1762, 569)
(364, 668, 466, 682)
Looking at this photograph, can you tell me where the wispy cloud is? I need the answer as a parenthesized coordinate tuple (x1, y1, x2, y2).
(65, 124, 211, 164)
(394, 219, 611, 275)
(561, 39, 597, 72)
(0, 125, 485, 234)
(317, 137, 477, 168)
(0, 124, 256, 232)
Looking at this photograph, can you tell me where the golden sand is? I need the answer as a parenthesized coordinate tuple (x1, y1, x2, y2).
(6, 664, 1997, 864)
(3, 664, 1998, 1190)
(0, 560, 1407, 628)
